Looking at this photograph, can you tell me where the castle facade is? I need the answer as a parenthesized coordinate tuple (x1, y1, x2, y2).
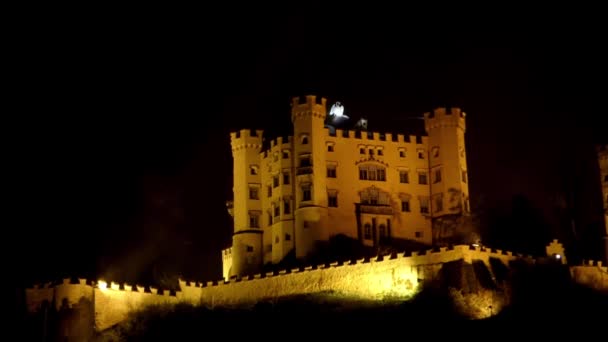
(223, 95, 470, 279)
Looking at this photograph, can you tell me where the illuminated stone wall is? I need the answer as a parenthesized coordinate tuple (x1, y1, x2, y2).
(570, 260, 608, 293)
(31, 244, 608, 333)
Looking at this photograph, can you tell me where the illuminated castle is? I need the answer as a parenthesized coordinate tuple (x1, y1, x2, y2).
(223, 95, 471, 279)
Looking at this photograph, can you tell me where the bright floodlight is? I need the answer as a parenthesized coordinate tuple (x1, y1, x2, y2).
(556, 254, 561, 259)
(330, 102, 344, 117)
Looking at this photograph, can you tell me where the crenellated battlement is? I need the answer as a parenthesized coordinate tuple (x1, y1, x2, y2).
(328, 128, 427, 145)
(291, 95, 327, 121)
(424, 107, 466, 132)
(230, 129, 264, 152)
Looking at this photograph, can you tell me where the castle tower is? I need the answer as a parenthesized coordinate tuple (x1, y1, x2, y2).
(597, 144, 608, 262)
(291, 95, 329, 259)
(229, 129, 264, 277)
(424, 108, 470, 243)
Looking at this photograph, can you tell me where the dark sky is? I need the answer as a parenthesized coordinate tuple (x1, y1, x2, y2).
(14, 11, 607, 285)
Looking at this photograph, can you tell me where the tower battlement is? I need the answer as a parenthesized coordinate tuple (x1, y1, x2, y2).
(424, 107, 466, 131)
(230, 129, 264, 152)
(291, 95, 327, 121)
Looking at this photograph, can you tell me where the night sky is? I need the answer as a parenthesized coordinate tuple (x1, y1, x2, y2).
(15, 11, 607, 286)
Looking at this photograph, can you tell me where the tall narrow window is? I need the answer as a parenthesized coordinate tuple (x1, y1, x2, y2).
(434, 169, 442, 183)
(327, 165, 337, 178)
(302, 184, 311, 201)
(418, 172, 428, 185)
(419, 197, 429, 214)
(377, 148, 383, 156)
(434, 194, 443, 212)
(399, 170, 409, 183)
(268, 211, 272, 226)
(249, 211, 260, 228)
(328, 191, 338, 207)
(401, 200, 410, 212)
(360, 147, 365, 154)
(283, 199, 291, 214)
(274, 204, 280, 217)
(249, 186, 259, 200)
(273, 175, 279, 188)
(283, 172, 290, 185)
(267, 186, 272, 198)
(364, 224, 372, 240)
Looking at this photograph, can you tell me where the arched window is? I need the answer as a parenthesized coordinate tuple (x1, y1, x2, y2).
(301, 134, 309, 144)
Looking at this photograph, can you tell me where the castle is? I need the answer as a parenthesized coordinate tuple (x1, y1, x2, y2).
(24, 96, 608, 340)
(223, 95, 471, 279)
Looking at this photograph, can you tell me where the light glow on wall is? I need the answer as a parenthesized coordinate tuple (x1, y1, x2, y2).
(98, 280, 108, 290)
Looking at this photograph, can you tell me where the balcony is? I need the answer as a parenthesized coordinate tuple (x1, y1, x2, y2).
(359, 204, 393, 215)
(296, 166, 313, 175)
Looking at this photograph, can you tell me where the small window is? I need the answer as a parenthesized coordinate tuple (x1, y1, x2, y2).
(369, 149, 374, 156)
(327, 145, 334, 152)
(285, 234, 291, 241)
(364, 224, 372, 240)
(417, 149, 425, 159)
(283, 172, 290, 185)
(434, 169, 442, 183)
(418, 172, 428, 185)
(399, 150, 406, 158)
(302, 186, 311, 201)
(360, 148, 365, 154)
(432, 146, 439, 158)
(301, 135, 309, 144)
(275, 236, 279, 244)
(268, 212, 273, 225)
(282, 150, 289, 159)
(328, 193, 338, 207)
(249, 214, 259, 228)
(246, 245, 254, 252)
(303, 221, 310, 228)
(267, 186, 272, 197)
(327, 166, 337, 178)
(401, 200, 410, 212)
(377, 149, 383, 156)
(420, 197, 429, 214)
(399, 170, 409, 184)
(273, 175, 279, 188)
(274, 205, 280, 217)
(249, 187, 259, 200)
(415, 231, 423, 238)
(250, 166, 258, 175)
(283, 200, 291, 214)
